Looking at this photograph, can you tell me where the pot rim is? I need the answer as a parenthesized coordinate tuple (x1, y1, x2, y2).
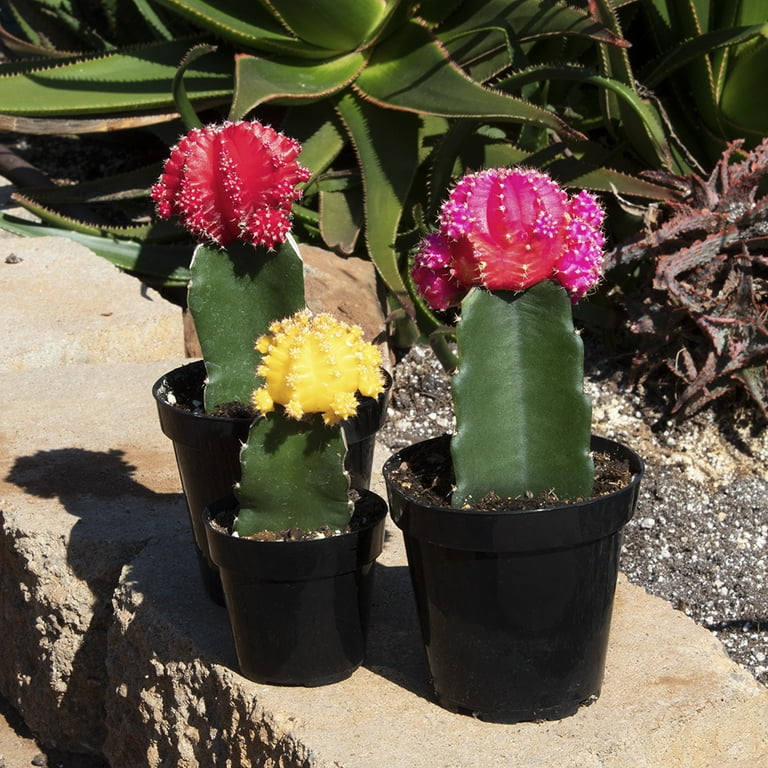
(203, 489, 388, 580)
(382, 434, 645, 552)
(152, 360, 393, 428)
(153, 360, 252, 425)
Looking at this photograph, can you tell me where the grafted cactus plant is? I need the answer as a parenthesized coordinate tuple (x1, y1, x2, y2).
(151, 119, 310, 409)
(235, 310, 385, 536)
(151, 118, 386, 538)
(412, 167, 605, 504)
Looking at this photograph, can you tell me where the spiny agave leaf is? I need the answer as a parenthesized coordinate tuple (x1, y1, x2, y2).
(4, 1, 111, 51)
(151, 0, 332, 58)
(0, 211, 192, 286)
(499, 63, 671, 169)
(8, 191, 173, 240)
(418, 0, 464, 26)
(172, 42, 219, 129)
(588, 0, 634, 89)
(121, 0, 179, 42)
(0, 38, 233, 116)
(5, 0, 182, 49)
(590, 0, 673, 169)
(643, 0, 721, 160)
(11, 163, 163, 205)
(229, 50, 365, 120)
(640, 24, 767, 88)
(319, 187, 363, 254)
(0, 19, 82, 58)
(426, 120, 492, 217)
(356, 18, 581, 140)
(439, 0, 629, 49)
(550, 161, 680, 201)
(334, 91, 418, 304)
(282, 104, 347, 179)
(262, 0, 395, 53)
(478, 140, 680, 201)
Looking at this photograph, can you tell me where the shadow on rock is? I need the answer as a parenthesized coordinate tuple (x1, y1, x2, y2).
(363, 560, 433, 701)
(2, 447, 187, 757)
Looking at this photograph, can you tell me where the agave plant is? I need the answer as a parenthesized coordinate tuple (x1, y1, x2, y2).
(613, 0, 768, 174)
(0, 1, 676, 305)
(1, 0, 193, 52)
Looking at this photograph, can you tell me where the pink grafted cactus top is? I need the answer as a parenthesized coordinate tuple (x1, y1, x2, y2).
(413, 167, 605, 308)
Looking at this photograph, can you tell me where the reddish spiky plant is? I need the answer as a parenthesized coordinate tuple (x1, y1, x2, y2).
(150, 119, 311, 411)
(605, 138, 768, 420)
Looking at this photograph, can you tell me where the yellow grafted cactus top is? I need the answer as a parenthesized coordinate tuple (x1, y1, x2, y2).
(253, 309, 384, 425)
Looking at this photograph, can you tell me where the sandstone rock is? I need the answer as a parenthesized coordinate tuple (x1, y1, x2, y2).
(1, 211, 767, 768)
(0, 235, 183, 370)
(103, 499, 768, 768)
(302, 245, 387, 347)
(2, 359, 767, 766)
(0, 361, 189, 754)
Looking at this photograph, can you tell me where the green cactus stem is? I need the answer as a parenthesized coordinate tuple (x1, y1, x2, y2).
(188, 236, 305, 411)
(450, 281, 594, 508)
(233, 414, 351, 536)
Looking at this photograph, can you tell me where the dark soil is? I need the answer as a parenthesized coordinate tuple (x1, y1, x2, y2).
(155, 360, 256, 419)
(387, 439, 633, 511)
(209, 488, 381, 542)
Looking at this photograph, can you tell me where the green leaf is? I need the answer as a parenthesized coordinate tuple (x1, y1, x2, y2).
(188, 237, 306, 411)
(127, 0, 178, 41)
(334, 91, 418, 304)
(319, 188, 362, 254)
(439, 0, 629, 49)
(234, 415, 351, 535)
(478, 141, 679, 200)
(641, 24, 768, 88)
(229, 50, 365, 119)
(497, 63, 671, 169)
(6, 191, 187, 245)
(10, 163, 163, 205)
(260, 0, 392, 53)
(589, 0, 673, 168)
(0, 211, 192, 286)
(283, 105, 347, 178)
(152, 0, 346, 58)
(719, 31, 768, 137)
(355, 18, 580, 139)
(450, 283, 593, 506)
(172, 42, 220, 129)
(0, 39, 233, 116)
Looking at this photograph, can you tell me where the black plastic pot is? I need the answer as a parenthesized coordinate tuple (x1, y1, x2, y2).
(204, 490, 387, 686)
(382, 434, 644, 723)
(153, 360, 391, 603)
